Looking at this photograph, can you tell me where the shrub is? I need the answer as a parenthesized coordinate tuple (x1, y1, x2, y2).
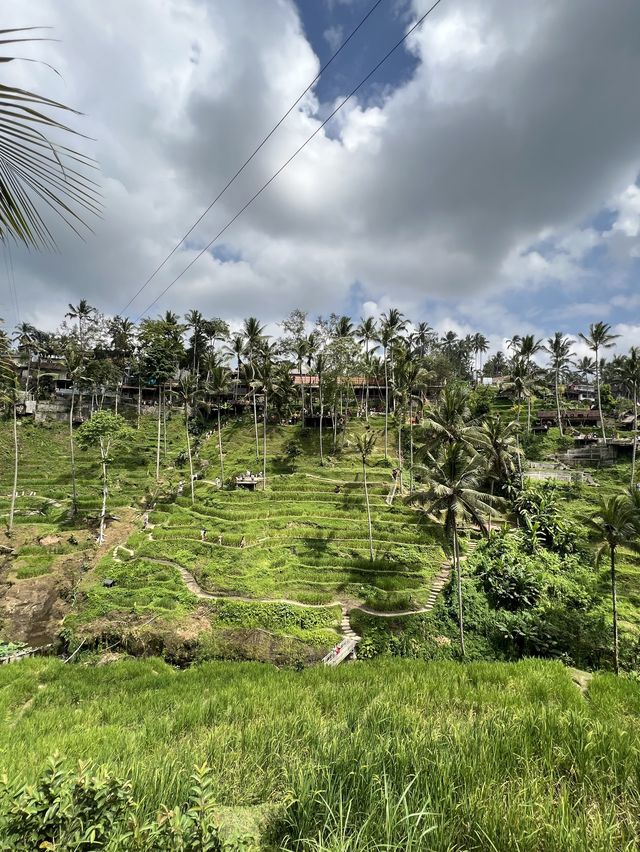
(0, 756, 256, 851)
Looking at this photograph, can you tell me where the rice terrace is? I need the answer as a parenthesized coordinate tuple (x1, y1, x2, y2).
(2, 2, 640, 850)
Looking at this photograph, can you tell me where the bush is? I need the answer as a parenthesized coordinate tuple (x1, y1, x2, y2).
(0, 756, 256, 851)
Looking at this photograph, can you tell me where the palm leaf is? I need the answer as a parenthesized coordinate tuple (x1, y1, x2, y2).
(0, 28, 101, 249)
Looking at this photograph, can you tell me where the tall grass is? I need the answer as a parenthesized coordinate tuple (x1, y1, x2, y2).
(3, 658, 640, 849)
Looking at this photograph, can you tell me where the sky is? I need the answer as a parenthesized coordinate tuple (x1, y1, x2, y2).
(1, 0, 640, 358)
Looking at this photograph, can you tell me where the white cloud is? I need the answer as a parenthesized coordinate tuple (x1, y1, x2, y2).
(2, 0, 640, 344)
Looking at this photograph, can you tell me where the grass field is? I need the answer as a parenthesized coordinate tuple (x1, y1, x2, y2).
(3, 656, 640, 850)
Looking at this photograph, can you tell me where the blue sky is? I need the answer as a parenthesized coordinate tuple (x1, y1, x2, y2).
(2, 0, 639, 357)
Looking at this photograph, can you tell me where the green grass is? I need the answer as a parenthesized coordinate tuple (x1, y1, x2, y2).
(3, 657, 640, 850)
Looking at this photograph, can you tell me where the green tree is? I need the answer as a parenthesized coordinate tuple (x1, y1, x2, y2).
(351, 430, 379, 562)
(588, 494, 638, 674)
(243, 317, 266, 461)
(356, 316, 378, 422)
(579, 322, 620, 443)
(379, 309, 407, 457)
(544, 332, 574, 437)
(617, 347, 640, 486)
(62, 344, 84, 515)
(411, 443, 493, 657)
(207, 364, 231, 482)
(474, 415, 521, 531)
(76, 412, 132, 544)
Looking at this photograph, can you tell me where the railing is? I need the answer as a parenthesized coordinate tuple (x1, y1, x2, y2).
(322, 637, 359, 666)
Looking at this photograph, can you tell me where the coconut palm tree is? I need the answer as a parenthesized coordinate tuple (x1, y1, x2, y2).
(65, 299, 96, 353)
(243, 317, 266, 461)
(351, 430, 378, 561)
(544, 332, 575, 437)
(206, 364, 231, 482)
(410, 321, 435, 358)
(579, 322, 620, 443)
(0, 28, 100, 249)
(576, 356, 596, 385)
(224, 333, 246, 401)
(421, 382, 474, 452)
(184, 309, 206, 381)
(472, 333, 490, 377)
(618, 347, 640, 486)
(588, 494, 638, 674)
(356, 317, 377, 421)
(503, 358, 546, 434)
(177, 373, 198, 505)
(315, 352, 327, 466)
(378, 310, 407, 457)
(12, 322, 38, 396)
(474, 415, 521, 531)
(62, 345, 84, 516)
(410, 442, 493, 657)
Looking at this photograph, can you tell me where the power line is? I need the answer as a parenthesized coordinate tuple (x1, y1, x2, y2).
(135, 0, 444, 321)
(120, 0, 387, 316)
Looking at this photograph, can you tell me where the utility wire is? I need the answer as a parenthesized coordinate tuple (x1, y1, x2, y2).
(135, 0, 444, 321)
(120, 0, 387, 315)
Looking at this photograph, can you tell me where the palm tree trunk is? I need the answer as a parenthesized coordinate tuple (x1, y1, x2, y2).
(526, 396, 532, 434)
(488, 479, 494, 534)
(452, 521, 465, 658)
(365, 340, 370, 423)
(555, 367, 563, 437)
(163, 387, 168, 457)
(263, 391, 268, 490)
(384, 348, 389, 458)
(319, 378, 324, 466)
(185, 404, 195, 505)
(217, 403, 224, 482)
(155, 386, 162, 481)
(363, 458, 374, 562)
(299, 362, 305, 423)
(631, 385, 638, 487)
(253, 389, 259, 461)
(7, 401, 18, 534)
(98, 442, 108, 544)
(137, 379, 142, 429)
(397, 420, 403, 495)
(69, 387, 78, 515)
(596, 350, 606, 444)
(611, 547, 619, 675)
(409, 399, 414, 494)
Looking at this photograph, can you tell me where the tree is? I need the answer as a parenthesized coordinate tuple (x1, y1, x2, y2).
(351, 430, 378, 561)
(378, 310, 407, 458)
(474, 415, 521, 531)
(0, 325, 19, 535)
(0, 28, 100, 249)
(76, 412, 131, 544)
(177, 373, 199, 504)
(12, 322, 38, 396)
(575, 356, 596, 384)
(472, 333, 490, 378)
(356, 317, 377, 422)
(65, 300, 97, 354)
(503, 358, 545, 434)
(207, 364, 231, 482)
(588, 494, 638, 674)
(315, 352, 327, 466)
(184, 309, 206, 381)
(617, 348, 640, 486)
(544, 332, 575, 437)
(579, 323, 620, 444)
(243, 317, 266, 461)
(224, 333, 245, 401)
(62, 345, 84, 515)
(421, 382, 474, 452)
(410, 443, 493, 657)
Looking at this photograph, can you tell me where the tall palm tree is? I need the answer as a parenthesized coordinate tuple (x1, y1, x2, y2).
(589, 495, 638, 674)
(184, 309, 205, 380)
(378, 310, 407, 457)
(290, 337, 310, 420)
(12, 322, 38, 396)
(576, 356, 596, 385)
(224, 333, 245, 401)
(579, 322, 620, 444)
(62, 345, 84, 516)
(618, 347, 640, 486)
(421, 382, 474, 451)
(472, 332, 490, 377)
(356, 317, 377, 422)
(315, 352, 327, 466)
(207, 364, 231, 482)
(351, 430, 378, 562)
(504, 358, 545, 434)
(410, 443, 493, 657)
(65, 299, 96, 353)
(474, 415, 520, 531)
(410, 321, 434, 358)
(544, 332, 575, 437)
(0, 28, 100, 249)
(243, 317, 266, 461)
(177, 373, 199, 505)
(253, 342, 280, 489)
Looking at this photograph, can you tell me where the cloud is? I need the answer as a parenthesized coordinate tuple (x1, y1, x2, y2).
(1, 0, 639, 350)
